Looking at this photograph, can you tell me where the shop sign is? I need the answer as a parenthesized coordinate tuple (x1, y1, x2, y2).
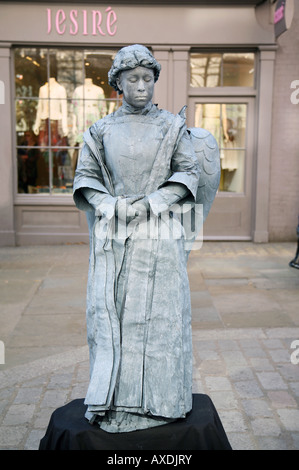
(47, 6, 117, 37)
(274, 0, 294, 38)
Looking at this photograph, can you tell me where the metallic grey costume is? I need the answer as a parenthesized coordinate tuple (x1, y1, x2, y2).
(73, 45, 219, 433)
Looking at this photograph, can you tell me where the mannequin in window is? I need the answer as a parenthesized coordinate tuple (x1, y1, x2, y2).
(33, 61, 68, 146)
(71, 75, 106, 175)
(221, 106, 239, 172)
(195, 104, 237, 191)
(108, 89, 122, 115)
(72, 76, 106, 143)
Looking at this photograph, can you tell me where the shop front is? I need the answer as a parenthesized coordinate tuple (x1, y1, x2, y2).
(0, 1, 276, 245)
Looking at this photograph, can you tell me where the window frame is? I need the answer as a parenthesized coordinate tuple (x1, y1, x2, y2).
(188, 96, 256, 196)
(13, 45, 122, 205)
(187, 48, 258, 198)
(189, 48, 258, 91)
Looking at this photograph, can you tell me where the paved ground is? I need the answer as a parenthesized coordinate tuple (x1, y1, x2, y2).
(0, 241, 298, 450)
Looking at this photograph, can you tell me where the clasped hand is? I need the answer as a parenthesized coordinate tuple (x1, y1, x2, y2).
(116, 197, 150, 224)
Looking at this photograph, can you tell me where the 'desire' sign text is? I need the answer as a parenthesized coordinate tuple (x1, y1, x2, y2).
(47, 7, 117, 37)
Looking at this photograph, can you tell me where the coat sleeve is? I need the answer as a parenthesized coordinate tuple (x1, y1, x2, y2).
(73, 133, 112, 212)
(147, 129, 200, 215)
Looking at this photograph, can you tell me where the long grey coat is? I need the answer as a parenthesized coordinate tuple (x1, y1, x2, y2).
(73, 102, 200, 432)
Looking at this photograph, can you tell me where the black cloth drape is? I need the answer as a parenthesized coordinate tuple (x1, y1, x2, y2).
(39, 394, 232, 451)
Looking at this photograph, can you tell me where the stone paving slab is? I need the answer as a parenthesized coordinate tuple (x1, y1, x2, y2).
(192, 327, 299, 450)
(0, 327, 298, 450)
(0, 242, 298, 450)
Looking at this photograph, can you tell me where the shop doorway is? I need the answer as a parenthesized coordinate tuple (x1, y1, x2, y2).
(188, 97, 255, 240)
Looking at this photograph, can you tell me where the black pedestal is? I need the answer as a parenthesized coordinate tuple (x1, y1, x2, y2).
(39, 394, 232, 450)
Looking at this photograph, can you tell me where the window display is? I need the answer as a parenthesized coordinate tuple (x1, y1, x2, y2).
(190, 51, 254, 194)
(72, 78, 106, 143)
(190, 52, 255, 88)
(15, 47, 122, 195)
(194, 103, 247, 193)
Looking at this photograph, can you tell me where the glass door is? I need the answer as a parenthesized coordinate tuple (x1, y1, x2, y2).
(188, 97, 255, 239)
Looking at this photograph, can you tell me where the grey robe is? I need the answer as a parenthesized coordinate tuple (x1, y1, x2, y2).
(73, 102, 200, 432)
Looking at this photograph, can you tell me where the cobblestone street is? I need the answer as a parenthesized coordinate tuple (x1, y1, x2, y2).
(0, 242, 298, 450)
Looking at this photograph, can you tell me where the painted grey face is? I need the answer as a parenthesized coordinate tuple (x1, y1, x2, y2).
(116, 66, 155, 109)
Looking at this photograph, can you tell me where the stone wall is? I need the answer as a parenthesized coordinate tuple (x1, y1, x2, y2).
(269, 1, 299, 241)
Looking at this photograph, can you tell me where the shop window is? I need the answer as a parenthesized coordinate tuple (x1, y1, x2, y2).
(15, 47, 122, 195)
(194, 103, 247, 193)
(190, 52, 255, 88)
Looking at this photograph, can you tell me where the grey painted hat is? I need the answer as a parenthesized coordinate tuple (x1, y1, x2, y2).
(108, 44, 161, 93)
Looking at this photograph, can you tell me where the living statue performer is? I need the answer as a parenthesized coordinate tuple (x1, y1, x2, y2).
(73, 44, 220, 433)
